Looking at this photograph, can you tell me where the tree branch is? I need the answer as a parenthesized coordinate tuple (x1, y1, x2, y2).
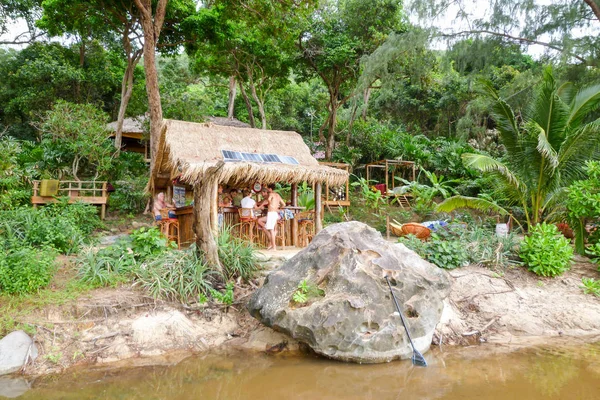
(583, 0, 600, 23)
(441, 29, 590, 65)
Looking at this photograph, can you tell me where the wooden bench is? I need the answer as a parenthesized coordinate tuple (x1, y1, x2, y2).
(31, 180, 109, 219)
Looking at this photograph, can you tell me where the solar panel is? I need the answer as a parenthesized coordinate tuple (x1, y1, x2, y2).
(281, 156, 300, 165)
(241, 152, 262, 162)
(261, 154, 282, 163)
(221, 150, 242, 161)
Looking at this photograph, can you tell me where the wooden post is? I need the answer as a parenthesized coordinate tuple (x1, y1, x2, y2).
(412, 163, 416, 182)
(193, 175, 222, 271)
(291, 183, 298, 247)
(385, 160, 389, 194)
(101, 182, 107, 220)
(315, 182, 323, 234)
(366, 164, 370, 183)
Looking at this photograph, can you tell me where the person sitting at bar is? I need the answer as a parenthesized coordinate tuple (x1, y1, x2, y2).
(230, 188, 243, 207)
(240, 189, 259, 219)
(153, 192, 176, 221)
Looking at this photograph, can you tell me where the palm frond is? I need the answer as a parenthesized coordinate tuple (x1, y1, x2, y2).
(527, 71, 569, 150)
(478, 80, 521, 155)
(436, 195, 509, 216)
(531, 121, 559, 171)
(462, 153, 521, 189)
(557, 82, 574, 104)
(558, 120, 600, 183)
(566, 83, 600, 129)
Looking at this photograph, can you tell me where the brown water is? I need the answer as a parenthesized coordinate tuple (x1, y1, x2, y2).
(11, 343, 600, 400)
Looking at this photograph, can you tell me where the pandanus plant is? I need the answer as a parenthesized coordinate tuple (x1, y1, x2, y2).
(438, 67, 600, 230)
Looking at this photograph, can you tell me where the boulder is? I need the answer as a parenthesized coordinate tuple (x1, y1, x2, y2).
(0, 377, 31, 398)
(0, 331, 38, 376)
(248, 222, 450, 363)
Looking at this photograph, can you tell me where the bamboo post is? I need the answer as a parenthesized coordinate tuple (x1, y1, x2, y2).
(345, 165, 350, 203)
(101, 182, 107, 220)
(315, 182, 323, 234)
(291, 183, 298, 247)
(385, 160, 389, 195)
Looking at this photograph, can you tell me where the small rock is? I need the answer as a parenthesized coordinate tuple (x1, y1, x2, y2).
(0, 376, 31, 398)
(255, 252, 271, 263)
(0, 331, 38, 376)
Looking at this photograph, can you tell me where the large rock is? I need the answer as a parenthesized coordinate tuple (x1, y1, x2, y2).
(0, 331, 38, 376)
(248, 222, 450, 363)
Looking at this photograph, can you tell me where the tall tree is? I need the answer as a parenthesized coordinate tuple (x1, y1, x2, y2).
(297, 0, 405, 159)
(0, 0, 44, 45)
(439, 68, 600, 228)
(409, 0, 600, 66)
(187, 0, 310, 129)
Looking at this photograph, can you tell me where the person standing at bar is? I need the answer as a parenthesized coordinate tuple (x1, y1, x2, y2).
(257, 184, 285, 250)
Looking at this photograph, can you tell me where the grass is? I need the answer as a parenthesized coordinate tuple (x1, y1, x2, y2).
(0, 257, 93, 336)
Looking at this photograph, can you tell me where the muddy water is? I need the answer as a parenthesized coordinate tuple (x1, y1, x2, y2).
(13, 342, 600, 400)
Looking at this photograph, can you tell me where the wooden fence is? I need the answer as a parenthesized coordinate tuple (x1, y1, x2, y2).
(31, 180, 109, 219)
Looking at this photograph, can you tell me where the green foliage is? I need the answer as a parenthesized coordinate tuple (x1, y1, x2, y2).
(217, 227, 259, 281)
(581, 277, 600, 297)
(129, 227, 176, 260)
(0, 247, 56, 294)
(567, 161, 600, 254)
(38, 100, 114, 180)
(109, 176, 150, 214)
(292, 279, 324, 305)
(134, 247, 215, 303)
(442, 68, 600, 229)
(520, 223, 573, 277)
(0, 203, 101, 255)
(209, 282, 234, 306)
(351, 177, 384, 210)
(400, 224, 520, 270)
(585, 242, 600, 267)
(76, 245, 135, 287)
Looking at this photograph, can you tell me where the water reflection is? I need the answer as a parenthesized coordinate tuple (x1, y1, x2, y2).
(15, 343, 600, 400)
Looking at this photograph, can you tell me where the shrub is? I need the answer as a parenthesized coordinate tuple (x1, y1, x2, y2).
(399, 229, 469, 270)
(581, 277, 600, 297)
(108, 177, 150, 214)
(217, 227, 259, 281)
(0, 247, 56, 294)
(135, 247, 216, 302)
(520, 223, 573, 277)
(129, 227, 176, 260)
(77, 245, 136, 287)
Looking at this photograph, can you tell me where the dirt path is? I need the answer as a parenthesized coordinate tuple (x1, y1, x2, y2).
(436, 255, 600, 347)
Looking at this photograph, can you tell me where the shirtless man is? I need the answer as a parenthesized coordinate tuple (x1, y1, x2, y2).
(153, 192, 175, 221)
(257, 184, 286, 250)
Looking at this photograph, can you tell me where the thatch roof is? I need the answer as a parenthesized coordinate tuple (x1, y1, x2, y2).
(107, 116, 147, 139)
(207, 116, 251, 128)
(151, 119, 348, 189)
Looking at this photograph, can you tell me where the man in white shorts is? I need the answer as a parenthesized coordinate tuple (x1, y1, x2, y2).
(258, 184, 286, 250)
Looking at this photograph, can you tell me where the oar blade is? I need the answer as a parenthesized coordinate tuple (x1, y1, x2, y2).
(412, 351, 428, 367)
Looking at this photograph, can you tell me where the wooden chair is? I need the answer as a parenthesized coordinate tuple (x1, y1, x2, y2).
(297, 211, 315, 247)
(238, 208, 257, 243)
(158, 209, 180, 249)
(276, 218, 286, 248)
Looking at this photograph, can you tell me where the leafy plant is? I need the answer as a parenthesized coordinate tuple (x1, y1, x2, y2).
(76, 245, 136, 287)
(135, 247, 216, 303)
(129, 227, 176, 260)
(0, 247, 57, 294)
(567, 161, 600, 254)
(581, 277, 600, 297)
(438, 68, 600, 229)
(292, 279, 324, 305)
(351, 176, 384, 210)
(209, 282, 235, 305)
(520, 223, 574, 277)
(217, 227, 259, 281)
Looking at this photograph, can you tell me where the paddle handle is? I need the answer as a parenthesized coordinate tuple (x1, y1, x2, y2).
(385, 276, 417, 351)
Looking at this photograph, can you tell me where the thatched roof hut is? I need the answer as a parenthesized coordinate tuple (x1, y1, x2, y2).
(107, 116, 147, 139)
(151, 119, 348, 190)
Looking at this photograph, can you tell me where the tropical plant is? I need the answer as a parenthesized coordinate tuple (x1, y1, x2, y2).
(520, 223, 573, 277)
(567, 161, 600, 254)
(0, 247, 56, 294)
(351, 176, 384, 210)
(217, 227, 259, 281)
(581, 277, 600, 297)
(437, 68, 600, 229)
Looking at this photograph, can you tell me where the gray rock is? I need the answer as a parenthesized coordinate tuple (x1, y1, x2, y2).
(248, 222, 450, 364)
(0, 377, 31, 398)
(0, 331, 38, 376)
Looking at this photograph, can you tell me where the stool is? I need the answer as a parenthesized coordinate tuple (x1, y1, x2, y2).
(238, 208, 257, 243)
(158, 209, 180, 249)
(297, 211, 315, 247)
(276, 219, 286, 248)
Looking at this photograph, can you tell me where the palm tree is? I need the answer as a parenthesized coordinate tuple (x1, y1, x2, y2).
(438, 67, 600, 229)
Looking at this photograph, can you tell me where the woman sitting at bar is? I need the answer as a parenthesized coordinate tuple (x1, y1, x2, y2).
(240, 189, 259, 218)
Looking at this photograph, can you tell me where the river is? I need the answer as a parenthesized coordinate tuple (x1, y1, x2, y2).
(8, 342, 600, 400)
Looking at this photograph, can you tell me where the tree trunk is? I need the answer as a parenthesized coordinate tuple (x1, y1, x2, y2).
(238, 81, 256, 128)
(114, 52, 141, 154)
(227, 76, 237, 119)
(133, 0, 168, 169)
(361, 87, 371, 120)
(193, 175, 222, 271)
(325, 102, 338, 160)
(248, 80, 267, 129)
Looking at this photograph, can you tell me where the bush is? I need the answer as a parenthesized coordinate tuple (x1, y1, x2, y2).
(0, 247, 56, 294)
(218, 227, 259, 281)
(0, 203, 101, 254)
(135, 247, 216, 302)
(109, 177, 150, 214)
(77, 245, 136, 287)
(399, 229, 469, 270)
(520, 223, 573, 277)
